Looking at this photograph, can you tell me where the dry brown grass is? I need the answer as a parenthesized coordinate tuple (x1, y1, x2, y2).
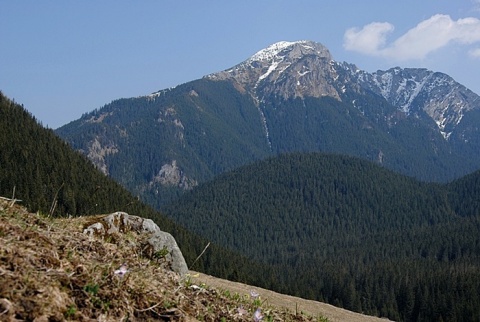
(0, 198, 330, 321)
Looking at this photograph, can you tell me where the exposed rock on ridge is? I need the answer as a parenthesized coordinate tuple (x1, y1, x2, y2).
(208, 40, 340, 100)
(151, 160, 198, 190)
(83, 211, 189, 276)
(353, 67, 480, 139)
(209, 40, 480, 140)
(85, 137, 118, 175)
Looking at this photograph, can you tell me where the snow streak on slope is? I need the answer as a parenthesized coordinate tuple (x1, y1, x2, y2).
(362, 68, 480, 139)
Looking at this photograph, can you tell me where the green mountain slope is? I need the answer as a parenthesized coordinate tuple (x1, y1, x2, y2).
(0, 91, 270, 285)
(56, 77, 476, 208)
(162, 152, 480, 321)
(56, 80, 271, 206)
(263, 94, 465, 181)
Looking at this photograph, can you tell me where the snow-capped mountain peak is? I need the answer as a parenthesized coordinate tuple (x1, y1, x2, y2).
(248, 40, 331, 63)
(249, 41, 300, 62)
(207, 40, 480, 140)
(207, 40, 337, 99)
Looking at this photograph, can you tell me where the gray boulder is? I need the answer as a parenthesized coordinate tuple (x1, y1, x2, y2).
(83, 211, 188, 276)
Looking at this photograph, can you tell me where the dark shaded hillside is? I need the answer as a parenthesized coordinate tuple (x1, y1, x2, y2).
(162, 153, 480, 321)
(0, 91, 272, 286)
(447, 168, 480, 217)
(56, 80, 271, 207)
(0, 93, 145, 217)
(263, 94, 466, 182)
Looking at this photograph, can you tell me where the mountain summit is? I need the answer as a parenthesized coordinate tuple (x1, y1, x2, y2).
(208, 40, 340, 100)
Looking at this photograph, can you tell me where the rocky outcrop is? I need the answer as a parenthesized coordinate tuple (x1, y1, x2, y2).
(85, 137, 118, 175)
(83, 211, 188, 276)
(151, 160, 198, 190)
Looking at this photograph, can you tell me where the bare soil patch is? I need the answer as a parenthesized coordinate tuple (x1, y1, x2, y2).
(191, 272, 391, 322)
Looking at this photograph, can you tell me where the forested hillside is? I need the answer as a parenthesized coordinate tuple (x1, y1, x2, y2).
(56, 76, 479, 209)
(56, 80, 272, 207)
(162, 153, 480, 321)
(0, 91, 270, 285)
(55, 41, 480, 212)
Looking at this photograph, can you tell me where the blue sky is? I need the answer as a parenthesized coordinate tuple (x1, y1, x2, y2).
(1, 1, 480, 129)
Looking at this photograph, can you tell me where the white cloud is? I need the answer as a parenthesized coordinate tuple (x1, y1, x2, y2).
(343, 22, 394, 54)
(344, 14, 480, 61)
(469, 47, 480, 58)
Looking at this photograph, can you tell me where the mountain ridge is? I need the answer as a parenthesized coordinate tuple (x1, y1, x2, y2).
(207, 40, 480, 140)
(353, 66, 480, 139)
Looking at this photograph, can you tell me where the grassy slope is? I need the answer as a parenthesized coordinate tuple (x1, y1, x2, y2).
(0, 197, 348, 321)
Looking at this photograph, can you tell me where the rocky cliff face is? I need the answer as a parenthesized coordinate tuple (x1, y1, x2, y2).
(352, 67, 480, 139)
(150, 160, 197, 190)
(85, 137, 118, 175)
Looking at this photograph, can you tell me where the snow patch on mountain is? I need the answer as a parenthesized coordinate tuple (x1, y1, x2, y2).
(147, 87, 175, 100)
(258, 59, 281, 83)
(351, 66, 480, 139)
(248, 41, 301, 63)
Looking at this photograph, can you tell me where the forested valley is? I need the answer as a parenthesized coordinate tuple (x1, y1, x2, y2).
(162, 153, 480, 321)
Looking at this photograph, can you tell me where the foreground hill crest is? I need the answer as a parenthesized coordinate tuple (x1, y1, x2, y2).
(2, 197, 384, 321)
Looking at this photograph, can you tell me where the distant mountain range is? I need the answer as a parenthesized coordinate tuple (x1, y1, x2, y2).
(56, 40, 480, 206)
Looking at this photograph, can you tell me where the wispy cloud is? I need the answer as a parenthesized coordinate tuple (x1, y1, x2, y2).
(469, 47, 480, 58)
(344, 14, 480, 61)
(473, 0, 480, 12)
(344, 22, 394, 55)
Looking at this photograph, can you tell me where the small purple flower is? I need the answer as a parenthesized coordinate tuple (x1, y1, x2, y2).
(237, 306, 247, 316)
(253, 308, 263, 321)
(250, 289, 260, 299)
(114, 263, 128, 277)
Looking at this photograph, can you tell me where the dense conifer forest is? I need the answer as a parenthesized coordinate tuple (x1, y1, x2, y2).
(0, 92, 269, 286)
(162, 153, 480, 321)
